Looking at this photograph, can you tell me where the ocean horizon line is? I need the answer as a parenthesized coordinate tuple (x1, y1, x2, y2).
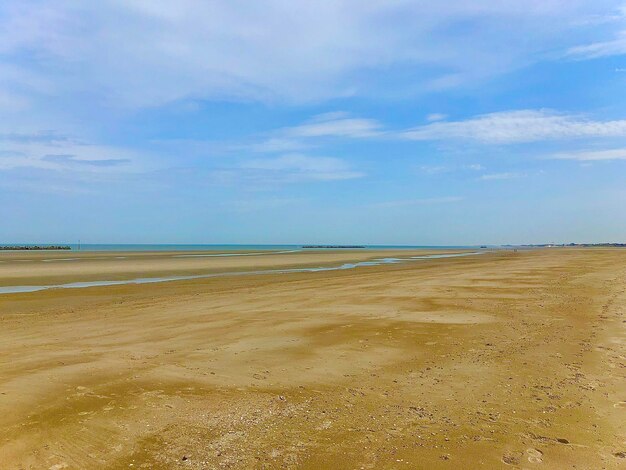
(0, 243, 487, 252)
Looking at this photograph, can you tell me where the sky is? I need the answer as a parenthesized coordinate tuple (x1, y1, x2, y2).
(1, 0, 626, 245)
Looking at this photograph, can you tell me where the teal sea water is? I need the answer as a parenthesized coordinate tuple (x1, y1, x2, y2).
(4, 244, 483, 252)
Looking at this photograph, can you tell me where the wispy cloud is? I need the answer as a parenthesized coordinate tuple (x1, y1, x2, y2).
(42, 154, 130, 167)
(0, 1, 612, 108)
(403, 110, 626, 144)
(568, 32, 626, 58)
(0, 133, 149, 172)
(0, 131, 72, 144)
(283, 112, 382, 139)
(426, 113, 447, 122)
(372, 196, 463, 208)
(236, 112, 381, 156)
(240, 154, 363, 182)
(419, 165, 450, 175)
(568, 6, 626, 59)
(551, 148, 626, 161)
(479, 172, 525, 180)
(246, 138, 309, 153)
(419, 164, 484, 174)
(217, 197, 306, 213)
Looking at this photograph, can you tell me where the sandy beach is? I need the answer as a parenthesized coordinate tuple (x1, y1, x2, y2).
(0, 248, 624, 469)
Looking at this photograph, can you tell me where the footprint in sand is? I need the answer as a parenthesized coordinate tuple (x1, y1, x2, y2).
(502, 453, 521, 465)
(527, 448, 543, 463)
(48, 464, 68, 470)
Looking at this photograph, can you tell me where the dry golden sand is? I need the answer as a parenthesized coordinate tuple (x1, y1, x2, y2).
(0, 248, 624, 469)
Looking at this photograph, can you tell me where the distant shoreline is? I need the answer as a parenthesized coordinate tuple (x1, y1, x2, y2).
(0, 245, 71, 251)
(503, 243, 626, 248)
(302, 245, 366, 249)
(0, 243, 623, 253)
(0, 244, 480, 252)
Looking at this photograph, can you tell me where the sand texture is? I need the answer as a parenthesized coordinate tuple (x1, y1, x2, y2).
(0, 248, 624, 469)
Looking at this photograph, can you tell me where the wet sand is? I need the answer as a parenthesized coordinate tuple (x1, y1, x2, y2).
(0, 249, 460, 286)
(0, 248, 624, 469)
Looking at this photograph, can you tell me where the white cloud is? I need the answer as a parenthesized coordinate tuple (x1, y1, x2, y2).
(419, 165, 450, 175)
(551, 148, 626, 160)
(0, 89, 29, 111)
(479, 172, 525, 180)
(218, 197, 306, 213)
(403, 110, 626, 144)
(426, 113, 447, 122)
(283, 113, 382, 138)
(419, 163, 485, 174)
(372, 197, 463, 208)
(568, 31, 626, 58)
(240, 154, 363, 181)
(0, 133, 150, 172)
(0, 1, 616, 108)
(247, 138, 309, 153)
(235, 112, 382, 156)
(568, 5, 626, 58)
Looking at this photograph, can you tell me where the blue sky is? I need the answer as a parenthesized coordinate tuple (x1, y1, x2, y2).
(1, 0, 626, 245)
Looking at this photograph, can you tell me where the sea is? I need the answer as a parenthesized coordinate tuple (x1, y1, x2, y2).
(3, 244, 484, 252)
